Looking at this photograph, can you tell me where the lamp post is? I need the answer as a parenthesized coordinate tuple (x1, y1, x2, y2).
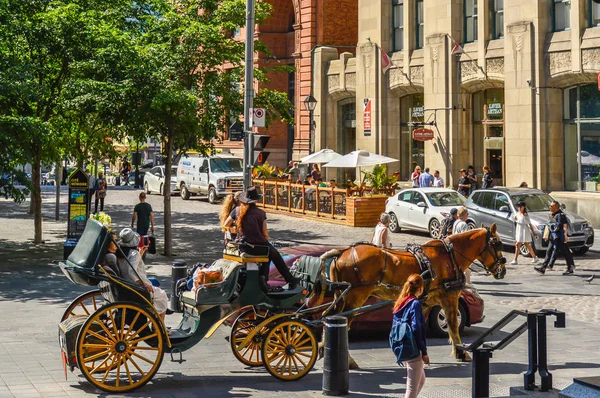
(304, 93, 317, 154)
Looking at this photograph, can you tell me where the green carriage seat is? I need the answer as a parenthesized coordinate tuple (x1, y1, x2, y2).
(292, 255, 327, 292)
(181, 259, 243, 307)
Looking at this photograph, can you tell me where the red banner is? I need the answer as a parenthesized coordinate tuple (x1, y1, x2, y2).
(363, 99, 372, 136)
(412, 128, 435, 141)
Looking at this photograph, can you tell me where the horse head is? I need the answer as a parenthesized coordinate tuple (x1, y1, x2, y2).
(476, 223, 507, 279)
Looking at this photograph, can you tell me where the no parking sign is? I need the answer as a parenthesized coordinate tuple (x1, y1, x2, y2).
(250, 108, 266, 127)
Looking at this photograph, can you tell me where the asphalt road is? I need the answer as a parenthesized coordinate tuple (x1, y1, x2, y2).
(0, 187, 599, 397)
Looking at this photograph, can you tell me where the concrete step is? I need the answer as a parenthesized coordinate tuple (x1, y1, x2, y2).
(509, 386, 560, 397)
(559, 377, 600, 398)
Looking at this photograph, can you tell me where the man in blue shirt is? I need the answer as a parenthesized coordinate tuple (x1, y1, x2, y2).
(419, 167, 434, 187)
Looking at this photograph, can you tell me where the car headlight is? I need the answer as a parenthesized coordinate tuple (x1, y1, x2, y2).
(583, 222, 592, 229)
(217, 179, 225, 189)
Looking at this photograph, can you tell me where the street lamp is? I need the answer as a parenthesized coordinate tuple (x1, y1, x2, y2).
(303, 94, 318, 154)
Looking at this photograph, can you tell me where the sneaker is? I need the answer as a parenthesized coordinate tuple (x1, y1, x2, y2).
(562, 269, 574, 275)
(534, 265, 546, 275)
(510, 260, 518, 265)
(531, 258, 540, 264)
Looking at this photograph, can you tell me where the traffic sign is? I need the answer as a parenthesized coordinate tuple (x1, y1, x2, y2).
(229, 121, 243, 141)
(251, 108, 266, 127)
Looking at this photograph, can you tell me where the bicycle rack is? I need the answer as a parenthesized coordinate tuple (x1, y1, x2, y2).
(457, 309, 566, 398)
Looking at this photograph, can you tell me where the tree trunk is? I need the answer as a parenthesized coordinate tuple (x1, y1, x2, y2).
(55, 161, 62, 221)
(163, 134, 173, 257)
(32, 149, 43, 244)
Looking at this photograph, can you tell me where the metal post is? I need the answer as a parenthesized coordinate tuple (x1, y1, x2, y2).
(243, 0, 256, 191)
(524, 312, 538, 390)
(309, 110, 314, 154)
(537, 314, 552, 392)
(322, 316, 349, 396)
(472, 349, 492, 398)
(169, 260, 188, 313)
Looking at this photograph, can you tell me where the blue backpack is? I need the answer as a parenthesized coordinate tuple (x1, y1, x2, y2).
(389, 300, 420, 365)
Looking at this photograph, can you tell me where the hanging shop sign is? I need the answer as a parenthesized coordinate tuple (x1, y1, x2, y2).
(363, 98, 372, 136)
(412, 128, 435, 141)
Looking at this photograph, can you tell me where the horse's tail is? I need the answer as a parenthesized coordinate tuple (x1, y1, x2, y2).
(309, 249, 343, 308)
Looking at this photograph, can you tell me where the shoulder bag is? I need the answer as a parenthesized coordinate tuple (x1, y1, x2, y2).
(389, 300, 420, 365)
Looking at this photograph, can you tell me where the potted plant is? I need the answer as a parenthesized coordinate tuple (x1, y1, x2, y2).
(361, 165, 398, 194)
(253, 163, 276, 179)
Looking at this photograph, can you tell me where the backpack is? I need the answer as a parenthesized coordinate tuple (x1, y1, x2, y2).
(97, 178, 107, 199)
(389, 300, 420, 365)
(440, 216, 453, 238)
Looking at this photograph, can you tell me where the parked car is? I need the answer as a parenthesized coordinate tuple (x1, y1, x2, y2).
(143, 165, 178, 195)
(465, 187, 594, 256)
(268, 245, 485, 337)
(177, 153, 244, 203)
(385, 188, 467, 238)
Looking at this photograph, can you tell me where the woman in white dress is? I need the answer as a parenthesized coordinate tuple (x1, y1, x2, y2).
(511, 201, 539, 265)
(372, 213, 392, 248)
(117, 228, 169, 321)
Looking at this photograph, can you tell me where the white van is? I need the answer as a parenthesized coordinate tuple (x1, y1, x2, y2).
(176, 153, 244, 203)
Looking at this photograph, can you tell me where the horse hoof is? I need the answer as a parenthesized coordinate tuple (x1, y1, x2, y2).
(460, 353, 472, 363)
(349, 361, 360, 370)
(318, 346, 324, 360)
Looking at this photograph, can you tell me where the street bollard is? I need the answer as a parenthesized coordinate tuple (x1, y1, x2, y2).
(169, 260, 188, 313)
(322, 316, 349, 396)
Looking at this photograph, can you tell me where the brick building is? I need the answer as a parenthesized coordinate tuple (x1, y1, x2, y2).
(216, 0, 358, 168)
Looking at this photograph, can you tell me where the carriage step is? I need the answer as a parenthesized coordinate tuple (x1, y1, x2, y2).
(169, 348, 186, 364)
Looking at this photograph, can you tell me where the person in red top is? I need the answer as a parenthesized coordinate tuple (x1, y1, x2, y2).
(411, 166, 421, 187)
(392, 274, 429, 398)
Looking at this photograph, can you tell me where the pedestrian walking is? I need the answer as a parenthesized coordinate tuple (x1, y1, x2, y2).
(467, 165, 477, 194)
(535, 201, 575, 275)
(452, 206, 469, 235)
(419, 167, 434, 187)
(121, 157, 131, 186)
(511, 201, 539, 265)
(411, 166, 421, 188)
(131, 192, 155, 236)
(372, 212, 392, 248)
(93, 171, 107, 214)
(433, 170, 444, 187)
(391, 274, 429, 398)
(481, 166, 494, 189)
(457, 169, 471, 197)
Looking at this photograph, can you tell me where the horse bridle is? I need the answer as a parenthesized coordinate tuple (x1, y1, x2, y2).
(480, 228, 506, 278)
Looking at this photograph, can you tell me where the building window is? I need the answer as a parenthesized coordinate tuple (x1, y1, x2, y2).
(492, 0, 504, 39)
(553, 0, 571, 32)
(393, 0, 404, 51)
(416, 0, 424, 49)
(464, 0, 478, 43)
(590, 0, 600, 27)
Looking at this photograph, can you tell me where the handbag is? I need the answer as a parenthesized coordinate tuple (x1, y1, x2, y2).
(148, 234, 156, 254)
(542, 224, 550, 241)
(389, 300, 420, 364)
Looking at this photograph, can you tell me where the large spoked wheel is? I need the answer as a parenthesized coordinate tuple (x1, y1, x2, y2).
(230, 308, 268, 367)
(76, 303, 164, 393)
(262, 319, 318, 381)
(61, 290, 105, 322)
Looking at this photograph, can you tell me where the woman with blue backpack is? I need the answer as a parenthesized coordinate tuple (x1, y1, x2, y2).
(390, 274, 429, 398)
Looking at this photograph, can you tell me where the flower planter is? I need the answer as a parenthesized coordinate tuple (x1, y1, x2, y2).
(345, 195, 389, 227)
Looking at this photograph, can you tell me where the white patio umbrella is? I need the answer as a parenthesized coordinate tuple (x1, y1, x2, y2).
(300, 148, 342, 165)
(322, 150, 398, 168)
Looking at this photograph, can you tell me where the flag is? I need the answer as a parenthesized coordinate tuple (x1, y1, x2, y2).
(381, 50, 392, 74)
(451, 40, 463, 55)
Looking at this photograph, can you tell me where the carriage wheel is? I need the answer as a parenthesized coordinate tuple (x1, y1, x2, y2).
(61, 290, 105, 322)
(230, 308, 269, 367)
(76, 303, 164, 393)
(262, 319, 318, 381)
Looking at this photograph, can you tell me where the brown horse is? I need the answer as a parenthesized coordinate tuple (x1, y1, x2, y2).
(314, 225, 506, 368)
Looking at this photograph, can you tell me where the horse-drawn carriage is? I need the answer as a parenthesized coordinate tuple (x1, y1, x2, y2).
(58, 219, 332, 392)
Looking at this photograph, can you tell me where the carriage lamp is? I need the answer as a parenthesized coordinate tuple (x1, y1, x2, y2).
(303, 94, 318, 154)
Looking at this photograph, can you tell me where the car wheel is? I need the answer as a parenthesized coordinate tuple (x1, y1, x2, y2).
(429, 304, 466, 338)
(208, 186, 218, 204)
(388, 213, 401, 233)
(180, 185, 190, 200)
(467, 221, 476, 230)
(429, 218, 442, 239)
(159, 184, 164, 196)
(144, 182, 150, 194)
(571, 246, 589, 256)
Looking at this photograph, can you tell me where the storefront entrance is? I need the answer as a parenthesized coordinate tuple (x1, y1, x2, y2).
(473, 88, 504, 186)
(338, 100, 356, 182)
(400, 94, 425, 180)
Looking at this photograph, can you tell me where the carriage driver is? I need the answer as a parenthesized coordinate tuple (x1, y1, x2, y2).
(115, 228, 169, 321)
(222, 186, 299, 290)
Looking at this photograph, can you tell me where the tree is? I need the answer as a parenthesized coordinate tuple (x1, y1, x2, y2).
(129, 0, 293, 257)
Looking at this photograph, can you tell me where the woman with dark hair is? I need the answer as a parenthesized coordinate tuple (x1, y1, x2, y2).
(222, 187, 298, 290)
(392, 274, 429, 398)
(511, 201, 539, 265)
(481, 166, 494, 189)
(467, 165, 477, 194)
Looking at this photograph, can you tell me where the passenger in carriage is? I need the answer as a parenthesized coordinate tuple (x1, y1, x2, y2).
(222, 186, 299, 290)
(116, 228, 169, 321)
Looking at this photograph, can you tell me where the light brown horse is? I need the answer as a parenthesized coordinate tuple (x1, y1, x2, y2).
(314, 225, 506, 368)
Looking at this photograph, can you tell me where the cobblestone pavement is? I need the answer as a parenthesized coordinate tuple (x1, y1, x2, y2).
(0, 187, 599, 398)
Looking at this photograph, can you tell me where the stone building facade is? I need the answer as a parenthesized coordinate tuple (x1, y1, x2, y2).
(216, 0, 358, 168)
(313, 0, 600, 191)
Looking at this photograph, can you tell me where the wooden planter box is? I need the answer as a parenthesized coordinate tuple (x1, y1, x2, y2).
(345, 195, 388, 227)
